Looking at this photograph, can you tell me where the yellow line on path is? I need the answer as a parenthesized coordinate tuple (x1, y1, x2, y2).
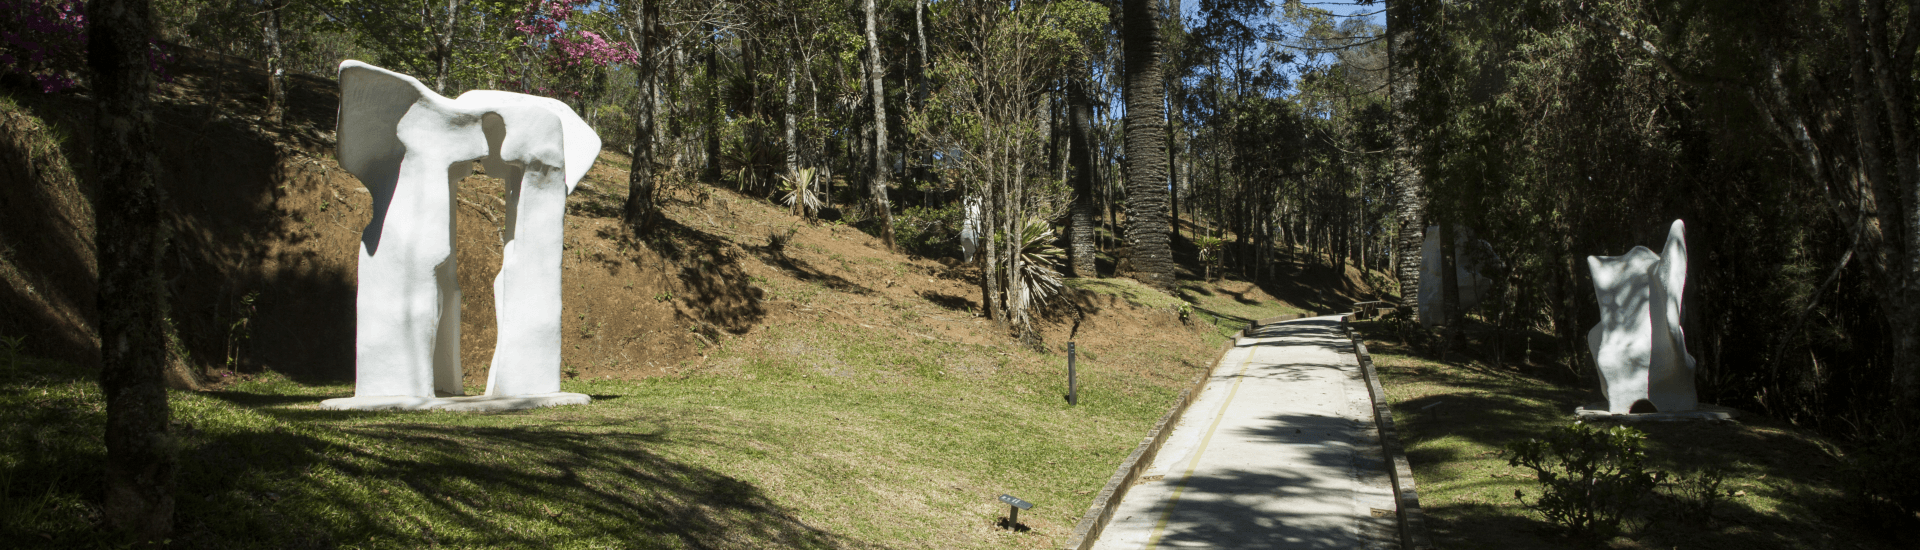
(1144, 340, 1257, 549)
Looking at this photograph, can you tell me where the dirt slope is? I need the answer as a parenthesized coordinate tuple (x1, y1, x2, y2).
(0, 48, 1375, 390)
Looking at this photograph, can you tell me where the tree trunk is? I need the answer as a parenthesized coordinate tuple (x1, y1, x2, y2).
(863, 0, 895, 250)
(1121, 0, 1175, 291)
(90, 0, 176, 540)
(433, 0, 458, 93)
(984, 165, 1007, 327)
(1846, 0, 1920, 400)
(262, 0, 287, 124)
(704, 25, 722, 182)
(914, 0, 931, 186)
(1068, 77, 1100, 278)
(1388, 0, 1425, 316)
(785, 53, 800, 179)
(1052, 94, 1067, 186)
(623, 0, 658, 232)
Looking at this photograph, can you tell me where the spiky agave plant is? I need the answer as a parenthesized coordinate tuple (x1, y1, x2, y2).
(1006, 219, 1066, 329)
(1193, 235, 1225, 281)
(779, 167, 823, 218)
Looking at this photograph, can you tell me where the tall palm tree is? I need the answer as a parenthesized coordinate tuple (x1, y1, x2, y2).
(1389, 0, 1426, 315)
(1067, 77, 1100, 278)
(1121, 0, 1175, 290)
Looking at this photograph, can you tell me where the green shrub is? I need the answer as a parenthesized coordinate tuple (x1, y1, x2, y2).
(1505, 421, 1663, 537)
(1658, 463, 1735, 523)
(893, 203, 964, 259)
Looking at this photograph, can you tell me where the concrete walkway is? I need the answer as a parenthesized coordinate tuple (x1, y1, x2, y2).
(1091, 316, 1399, 549)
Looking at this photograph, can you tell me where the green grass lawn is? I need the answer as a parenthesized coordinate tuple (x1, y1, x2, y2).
(1, 320, 1215, 549)
(1351, 319, 1904, 549)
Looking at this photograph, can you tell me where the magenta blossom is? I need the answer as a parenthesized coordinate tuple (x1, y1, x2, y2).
(1, 0, 172, 93)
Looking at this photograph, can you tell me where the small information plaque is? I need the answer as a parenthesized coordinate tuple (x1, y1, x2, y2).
(999, 494, 1034, 510)
(999, 493, 1034, 530)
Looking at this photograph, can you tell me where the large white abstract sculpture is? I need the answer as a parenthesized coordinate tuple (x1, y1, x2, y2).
(1418, 226, 1501, 327)
(1586, 220, 1697, 414)
(321, 60, 598, 411)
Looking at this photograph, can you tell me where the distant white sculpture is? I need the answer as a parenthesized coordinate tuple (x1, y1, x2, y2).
(960, 196, 982, 263)
(1587, 220, 1697, 414)
(1418, 225, 1501, 327)
(321, 60, 597, 411)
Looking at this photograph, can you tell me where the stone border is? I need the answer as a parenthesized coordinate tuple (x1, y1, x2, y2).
(1062, 327, 1243, 550)
(1342, 317, 1435, 550)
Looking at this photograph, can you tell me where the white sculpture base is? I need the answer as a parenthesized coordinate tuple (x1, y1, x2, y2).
(1574, 403, 1739, 423)
(320, 392, 590, 412)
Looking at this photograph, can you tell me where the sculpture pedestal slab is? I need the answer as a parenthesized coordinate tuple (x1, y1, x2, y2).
(1574, 403, 1740, 423)
(320, 392, 590, 412)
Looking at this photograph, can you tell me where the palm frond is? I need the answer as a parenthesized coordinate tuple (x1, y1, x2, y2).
(779, 167, 823, 218)
(1007, 219, 1066, 329)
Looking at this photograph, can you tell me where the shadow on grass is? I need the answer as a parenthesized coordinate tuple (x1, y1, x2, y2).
(0, 382, 874, 550)
(1347, 320, 1907, 549)
(746, 243, 874, 298)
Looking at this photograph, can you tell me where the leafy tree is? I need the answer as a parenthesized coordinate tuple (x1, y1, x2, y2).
(911, 0, 1100, 334)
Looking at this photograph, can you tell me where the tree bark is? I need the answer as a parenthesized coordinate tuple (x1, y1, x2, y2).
(262, 0, 287, 124)
(863, 0, 895, 250)
(1388, 0, 1426, 316)
(704, 24, 722, 182)
(785, 53, 800, 179)
(90, 0, 176, 540)
(433, 0, 459, 93)
(1849, 0, 1920, 398)
(914, 0, 932, 186)
(1121, 0, 1175, 291)
(1068, 77, 1100, 278)
(623, 0, 658, 232)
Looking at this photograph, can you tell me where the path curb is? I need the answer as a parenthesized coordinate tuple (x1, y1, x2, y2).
(1062, 322, 1252, 550)
(1342, 317, 1435, 550)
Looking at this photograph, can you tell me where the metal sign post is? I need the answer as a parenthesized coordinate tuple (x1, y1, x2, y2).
(1067, 342, 1077, 406)
(999, 494, 1034, 529)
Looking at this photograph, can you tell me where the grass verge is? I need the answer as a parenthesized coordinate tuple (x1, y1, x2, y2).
(1351, 319, 1904, 549)
(2, 316, 1212, 549)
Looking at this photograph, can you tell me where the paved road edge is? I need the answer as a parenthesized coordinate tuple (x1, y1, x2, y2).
(1061, 328, 1237, 550)
(1064, 313, 1311, 550)
(1342, 317, 1436, 550)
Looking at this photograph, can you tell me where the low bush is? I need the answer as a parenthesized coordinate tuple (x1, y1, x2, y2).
(893, 203, 964, 259)
(1505, 421, 1662, 537)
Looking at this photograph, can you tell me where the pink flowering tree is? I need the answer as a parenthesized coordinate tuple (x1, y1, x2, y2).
(0, 0, 168, 93)
(512, 0, 637, 101)
(1, 0, 89, 92)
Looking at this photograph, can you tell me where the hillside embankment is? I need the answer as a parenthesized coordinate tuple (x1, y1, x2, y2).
(0, 49, 1390, 548)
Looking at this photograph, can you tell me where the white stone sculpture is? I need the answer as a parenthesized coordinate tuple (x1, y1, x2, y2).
(321, 60, 597, 411)
(1586, 219, 1697, 414)
(960, 196, 982, 263)
(1418, 225, 1500, 327)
